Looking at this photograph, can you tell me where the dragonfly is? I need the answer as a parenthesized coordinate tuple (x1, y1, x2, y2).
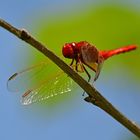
(62, 41, 137, 82)
(7, 41, 137, 105)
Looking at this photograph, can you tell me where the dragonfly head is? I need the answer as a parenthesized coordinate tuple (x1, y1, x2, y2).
(62, 42, 76, 59)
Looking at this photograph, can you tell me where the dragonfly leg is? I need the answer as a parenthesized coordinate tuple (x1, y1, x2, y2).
(70, 59, 76, 70)
(75, 60, 78, 72)
(80, 64, 91, 96)
(82, 64, 91, 82)
(75, 58, 91, 82)
(75, 57, 85, 73)
(70, 58, 74, 66)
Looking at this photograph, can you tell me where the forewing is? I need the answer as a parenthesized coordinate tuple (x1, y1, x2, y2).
(7, 62, 47, 92)
(80, 44, 99, 72)
(80, 45, 104, 81)
(93, 55, 104, 82)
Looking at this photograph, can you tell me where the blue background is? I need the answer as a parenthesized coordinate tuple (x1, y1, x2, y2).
(0, 1, 140, 140)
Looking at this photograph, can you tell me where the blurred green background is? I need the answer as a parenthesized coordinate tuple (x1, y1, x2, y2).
(30, 2, 140, 79)
(26, 1, 140, 107)
(1, 1, 140, 140)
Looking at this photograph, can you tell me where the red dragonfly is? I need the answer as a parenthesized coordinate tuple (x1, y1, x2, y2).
(7, 41, 137, 105)
(62, 41, 137, 82)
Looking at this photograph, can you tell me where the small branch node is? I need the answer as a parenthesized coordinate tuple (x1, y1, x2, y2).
(84, 96, 99, 106)
(20, 29, 30, 40)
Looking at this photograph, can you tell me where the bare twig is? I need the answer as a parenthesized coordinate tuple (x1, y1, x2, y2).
(0, 18, 140, 138)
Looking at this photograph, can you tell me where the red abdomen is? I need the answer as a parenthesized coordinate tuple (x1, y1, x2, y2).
(100, 45, 137, 60)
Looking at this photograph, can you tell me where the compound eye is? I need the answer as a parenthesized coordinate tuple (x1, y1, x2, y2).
(62, 43, 74, 58)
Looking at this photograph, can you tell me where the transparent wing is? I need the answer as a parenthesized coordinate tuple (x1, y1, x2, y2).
(7, 62, 47, 92)
(93, 55, 104, 82)
(80, 45, 104, 81)
(7, 62, 74, 105)
(80, 44, 99, 71)
(21, 72, 73, 105)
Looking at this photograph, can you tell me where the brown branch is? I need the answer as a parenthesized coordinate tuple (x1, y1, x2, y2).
(0, 18, 140, 138)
